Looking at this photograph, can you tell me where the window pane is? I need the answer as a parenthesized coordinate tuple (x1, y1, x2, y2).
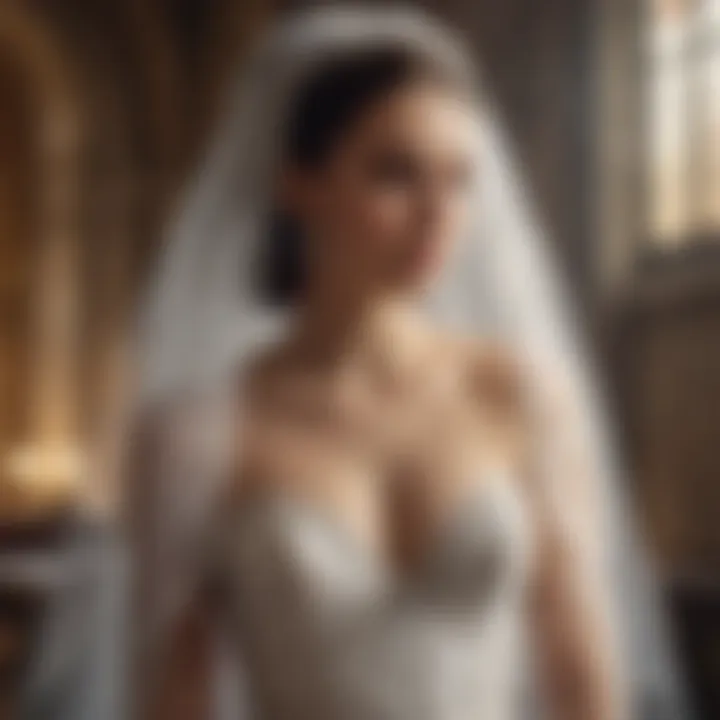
(647, 0, 720, 246)
(688, 0, 720, 232)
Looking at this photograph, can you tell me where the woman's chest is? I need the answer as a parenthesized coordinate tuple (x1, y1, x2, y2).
(240, 382, 524, 568)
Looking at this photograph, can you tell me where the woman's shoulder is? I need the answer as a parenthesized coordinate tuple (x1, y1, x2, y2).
(442, 330, 572, 419)
(438, 332, 525, 416)
(228, 341, 304, 501)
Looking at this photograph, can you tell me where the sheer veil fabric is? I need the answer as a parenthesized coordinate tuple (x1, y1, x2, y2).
(132, 6, 688, 719)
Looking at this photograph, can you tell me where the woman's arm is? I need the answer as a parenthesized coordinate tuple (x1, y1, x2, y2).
(146, 604, 213, 720)
(126, 397, 229, 720)
(525, 372, 629, 720)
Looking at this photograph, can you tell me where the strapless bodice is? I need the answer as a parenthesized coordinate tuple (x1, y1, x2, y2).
(211, 479, 533, 720)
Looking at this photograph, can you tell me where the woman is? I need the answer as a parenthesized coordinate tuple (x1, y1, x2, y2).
(131, 7, 686, 720)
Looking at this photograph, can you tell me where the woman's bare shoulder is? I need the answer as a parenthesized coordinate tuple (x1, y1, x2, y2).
(445, 332, 572, 416)
(439, 333, 525, 415)
(426, 331, 529, 470)
(229, 341, 305, 501)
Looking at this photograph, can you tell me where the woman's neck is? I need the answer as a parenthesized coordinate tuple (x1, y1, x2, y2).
(291, 290, 428, 380)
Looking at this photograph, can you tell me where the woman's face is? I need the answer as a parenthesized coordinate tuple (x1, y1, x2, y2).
(284, 82, 479, 301)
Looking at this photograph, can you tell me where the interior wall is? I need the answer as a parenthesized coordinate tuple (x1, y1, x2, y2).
(0, 56, 37, 480)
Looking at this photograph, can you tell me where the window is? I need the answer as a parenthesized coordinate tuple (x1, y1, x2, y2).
(647, 0, 720, 247)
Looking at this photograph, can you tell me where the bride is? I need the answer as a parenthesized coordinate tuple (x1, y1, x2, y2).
(130, 6, 687, 720)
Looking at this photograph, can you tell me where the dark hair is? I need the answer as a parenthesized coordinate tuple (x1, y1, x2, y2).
(259, 44, 470, 305)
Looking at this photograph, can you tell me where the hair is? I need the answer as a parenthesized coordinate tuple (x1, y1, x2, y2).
(259, 43, 473, 305)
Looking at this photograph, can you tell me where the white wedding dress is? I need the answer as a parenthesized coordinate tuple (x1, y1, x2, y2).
(207, 481, 533, 720)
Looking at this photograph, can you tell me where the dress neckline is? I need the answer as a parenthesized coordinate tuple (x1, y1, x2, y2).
(229, 474, 523, 576)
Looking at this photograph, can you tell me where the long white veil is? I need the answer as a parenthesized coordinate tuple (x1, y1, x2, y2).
(133, 6, 689, 719)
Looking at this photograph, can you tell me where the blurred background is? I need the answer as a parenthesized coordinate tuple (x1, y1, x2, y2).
(0, 0, 717, 718)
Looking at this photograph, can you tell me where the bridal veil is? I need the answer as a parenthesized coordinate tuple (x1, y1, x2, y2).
(130, 6, 689, 719)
